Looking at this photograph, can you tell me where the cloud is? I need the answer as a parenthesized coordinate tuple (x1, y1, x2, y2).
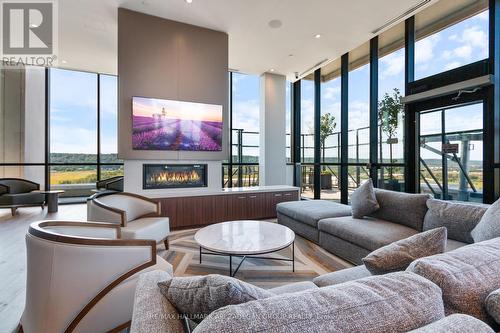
(380, 51, 404, 78)
(232, 99, 260, 132)
(442, 25, 488, 61)
(322, 86, 341, 101)
(444, 61, 461, 71)
(416, 34, 440, 64)
(50, 126, 97, 154)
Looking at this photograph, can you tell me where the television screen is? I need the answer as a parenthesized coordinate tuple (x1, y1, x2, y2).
(132, 96, 223, 151)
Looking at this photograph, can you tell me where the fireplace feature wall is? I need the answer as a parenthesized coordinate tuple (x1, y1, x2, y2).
(143, 164, 208, 189)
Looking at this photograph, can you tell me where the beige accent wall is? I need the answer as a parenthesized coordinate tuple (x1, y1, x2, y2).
(117, 8, 229, 160)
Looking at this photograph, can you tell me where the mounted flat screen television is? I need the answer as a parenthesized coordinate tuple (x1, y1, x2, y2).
(132, 96, 223, 151)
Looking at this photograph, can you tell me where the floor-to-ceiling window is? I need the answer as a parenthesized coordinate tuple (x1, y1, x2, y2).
(348, 43, 371, 200)
(49, 69, 98, 197)
(300, 76, 315, 198)
(415, 5, 489, 80)
(49, 69, 121, 199)
(378, 22, 406, 191)
(224, 72, 260, 188)
(320, 59, 342, 201)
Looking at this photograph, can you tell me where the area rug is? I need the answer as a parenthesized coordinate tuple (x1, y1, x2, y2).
(159, 226, 352, 289)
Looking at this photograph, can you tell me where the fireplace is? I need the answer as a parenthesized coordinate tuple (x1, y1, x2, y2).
(143, 164, 207, 189)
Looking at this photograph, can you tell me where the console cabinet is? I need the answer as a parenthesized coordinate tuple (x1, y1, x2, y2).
(154, 189, 299, 230)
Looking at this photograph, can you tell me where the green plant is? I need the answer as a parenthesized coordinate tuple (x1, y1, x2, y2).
(378, 88, 404, 177)
(320, 113, 337, 166)
(378, 88, 403, 139)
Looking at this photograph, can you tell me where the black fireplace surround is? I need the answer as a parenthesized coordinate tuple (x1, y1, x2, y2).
(143, 164, 208, 189)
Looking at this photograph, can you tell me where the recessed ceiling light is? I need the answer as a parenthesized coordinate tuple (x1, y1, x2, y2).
(268, 19, 282, 29)
(269, 69, 275, 72)
(314, 34, 321, 39)
(61, 60, 67, 64)
(185, 0, 193, 3)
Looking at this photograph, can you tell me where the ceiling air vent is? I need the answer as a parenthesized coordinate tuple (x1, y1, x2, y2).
(371, 0, 432, 35)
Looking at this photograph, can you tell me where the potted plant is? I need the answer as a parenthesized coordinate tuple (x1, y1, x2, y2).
(378, 88, 403, 191)
(320, 113, 337, 190)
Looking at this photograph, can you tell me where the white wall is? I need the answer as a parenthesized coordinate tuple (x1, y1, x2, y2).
(259, 73, 287, 185)
(124, 160, 222, 198)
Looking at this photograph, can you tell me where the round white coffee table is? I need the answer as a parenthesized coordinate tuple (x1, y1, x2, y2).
(194, 220, 295, 277)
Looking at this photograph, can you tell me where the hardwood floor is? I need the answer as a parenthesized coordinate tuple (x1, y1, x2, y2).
(0, 204, 87, 333)
(0, 203, 353, 333)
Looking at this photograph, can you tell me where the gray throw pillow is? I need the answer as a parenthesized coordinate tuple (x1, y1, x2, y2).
(486, 289, 500, 325)
(351, 179, 379, 218)
(423, 199, 487, 244)
(158, 274, 273, 322)
(407, 237, 500, 324)
(362, 227, 447, 275)
(471, 198, 500, 243)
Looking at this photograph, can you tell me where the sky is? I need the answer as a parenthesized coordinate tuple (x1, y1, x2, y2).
(50, 11, 488, 164)
(50, 69, 118, 158)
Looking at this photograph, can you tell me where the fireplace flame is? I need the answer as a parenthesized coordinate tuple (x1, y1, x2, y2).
(149, 170, 201, 184)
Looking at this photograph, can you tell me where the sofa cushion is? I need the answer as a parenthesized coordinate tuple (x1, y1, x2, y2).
(369, 189, 431, 230)
(158, 274, 273, 323)
(276, 200, 351, 228)
(350, 179, 379, 218)
(193, 272, 445, 333)
(407, 237, 500, 324)
(472, 198, 500, 243)
(362, 227, 447, 275)
(313, 265, 372, 287)
(424, 199, 488, 243)
(121, 217, 170, 242)
(486, 289, 500, 325)
(130, 270, 185, 333)
(446, 239, 467, 252)
(318, 216, 418, 251)
(269, 281, 318, 295)
(0, 193, 45, 206)
(407, 314, 494, 333)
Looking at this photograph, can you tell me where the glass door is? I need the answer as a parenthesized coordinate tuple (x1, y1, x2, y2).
(418, 103, 483, 202)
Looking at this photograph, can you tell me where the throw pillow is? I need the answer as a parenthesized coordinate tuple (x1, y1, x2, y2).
(158, 274, 273, 322)
(471, 198, 500, 243)
(486, 289, 500, 325)
(351, 179, 379, 218)
(362, 227, 447, 275)
(407, 237, 500, 324)
(423, 199, 487, 244)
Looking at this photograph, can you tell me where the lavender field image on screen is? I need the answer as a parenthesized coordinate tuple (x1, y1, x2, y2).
(132, 97, 223, 151)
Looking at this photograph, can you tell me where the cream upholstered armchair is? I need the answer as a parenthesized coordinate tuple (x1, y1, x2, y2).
(19, 220, 173, 333)
(87, 192, 170, 250)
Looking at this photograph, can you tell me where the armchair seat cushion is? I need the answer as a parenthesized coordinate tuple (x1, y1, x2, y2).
(0, 192, 44, 206)
(122, 217, 170, 243)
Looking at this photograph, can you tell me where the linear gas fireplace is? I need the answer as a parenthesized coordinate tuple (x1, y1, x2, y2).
(143, 164, 207, 189)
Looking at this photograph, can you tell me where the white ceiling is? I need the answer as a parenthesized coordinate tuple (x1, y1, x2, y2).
(58, 0, 434, 80)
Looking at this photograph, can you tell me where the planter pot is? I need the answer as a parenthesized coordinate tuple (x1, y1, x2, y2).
(383, 179, 401, 192)
(321, 174, 332, 190)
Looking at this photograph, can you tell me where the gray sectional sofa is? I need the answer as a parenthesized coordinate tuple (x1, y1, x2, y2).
(277, 189, 488, 265)
(130, 236, 500, 333)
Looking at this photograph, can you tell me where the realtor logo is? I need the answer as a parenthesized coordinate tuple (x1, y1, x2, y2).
(1, 0, 58, 67)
